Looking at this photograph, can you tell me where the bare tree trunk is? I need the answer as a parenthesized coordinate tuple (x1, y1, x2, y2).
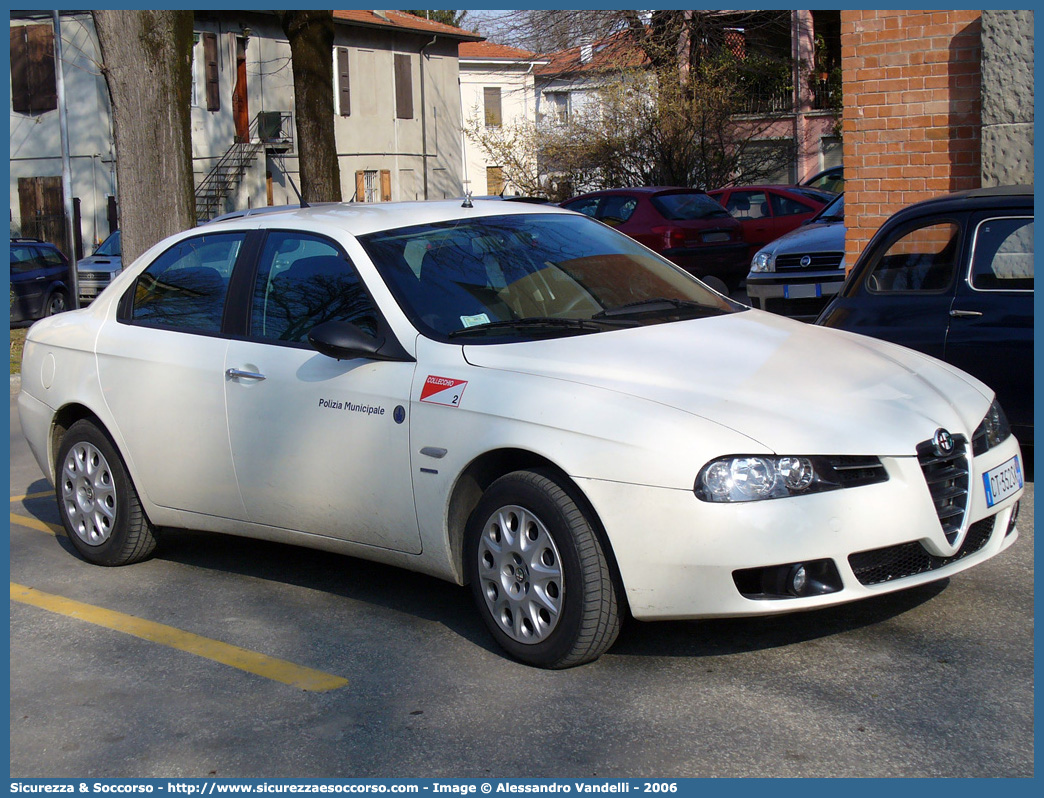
(93, 10, 195, 265)
(280, 10, 342, 203)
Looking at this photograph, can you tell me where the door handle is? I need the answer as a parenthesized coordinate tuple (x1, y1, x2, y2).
(226, 368, 266, 381)
(949, 309, 983, 318)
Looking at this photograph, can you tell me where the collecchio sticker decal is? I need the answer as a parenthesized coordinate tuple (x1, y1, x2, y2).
(421, 375, 468, 407)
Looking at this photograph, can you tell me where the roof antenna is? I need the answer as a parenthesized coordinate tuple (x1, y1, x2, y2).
(274, 154, 309, 208)
(462, 189, 473, 209)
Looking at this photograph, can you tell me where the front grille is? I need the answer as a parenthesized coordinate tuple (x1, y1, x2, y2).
(917, 435, 969, 544)
(762, 296, 832, 318)
(848, 517, 996, 586)
(828, 456, 888, 488)
(775, 252, 844, 271)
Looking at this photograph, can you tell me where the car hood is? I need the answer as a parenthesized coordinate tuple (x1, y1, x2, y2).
(760, 221, 845, 257)
(76, 255, 121, 271)
(461, 310, 991, 456)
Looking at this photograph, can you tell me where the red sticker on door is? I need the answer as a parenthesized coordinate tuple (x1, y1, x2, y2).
(420, 376, 468, 407)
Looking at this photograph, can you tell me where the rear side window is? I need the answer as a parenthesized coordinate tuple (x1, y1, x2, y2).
(131, 233, 243, 332)
(563, 197, 600, 218)
(10, 245, 39, 273)
(770, 193, 814, 217)
(250, 232, 378, 343)
(597, 195, 637, 226)
(866, 222, 960, 294)
(969, 217, 1033, 292)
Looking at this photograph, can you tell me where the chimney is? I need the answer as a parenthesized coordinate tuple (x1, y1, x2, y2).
(374, 11, 390, 22)
(580, 43, 593, 63)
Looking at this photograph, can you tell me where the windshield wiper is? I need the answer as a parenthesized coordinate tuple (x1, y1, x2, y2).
(591, 297, 730, 320)
(448, 316, 631, 339)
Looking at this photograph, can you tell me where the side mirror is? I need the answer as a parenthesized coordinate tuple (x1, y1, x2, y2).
(308, 319, 413, 362)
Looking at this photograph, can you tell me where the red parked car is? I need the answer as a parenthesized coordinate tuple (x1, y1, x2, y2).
(560, 187, 749, 290)
(708, 185, 833, 260)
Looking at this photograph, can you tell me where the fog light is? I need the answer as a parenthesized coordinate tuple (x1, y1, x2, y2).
(788, 564, 808, 595)
(1006, 500, 1020, 536)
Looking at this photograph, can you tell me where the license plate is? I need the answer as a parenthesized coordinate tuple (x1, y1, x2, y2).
(701, 231, 731, 243)
(784, 283, 822, 299)
(983, 455, 1023, 507)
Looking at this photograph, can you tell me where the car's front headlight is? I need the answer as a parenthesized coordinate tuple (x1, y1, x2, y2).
(972, 398, 1012, 455)
(697, 456, 836, 502)
(750, 251, 774, 273)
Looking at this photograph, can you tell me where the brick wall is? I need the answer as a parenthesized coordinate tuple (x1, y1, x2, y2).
(841, 10, 982, 267)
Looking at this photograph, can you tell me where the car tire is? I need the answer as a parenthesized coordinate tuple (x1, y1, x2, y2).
(466, 468, 621, 668)
(44, 290, 68, 316)
(55, 420, 157, 566)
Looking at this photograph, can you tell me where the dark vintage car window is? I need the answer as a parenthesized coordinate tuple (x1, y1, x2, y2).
(131, 232, 243, 332)
(250, 231, 378, 343)
(866, 221, 960, 294)
(359, 213, 739, 341)
(969, 217, 1033, 292)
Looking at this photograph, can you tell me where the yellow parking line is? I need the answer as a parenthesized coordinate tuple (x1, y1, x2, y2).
(10, 582, 350, 692)
(11, 490, 54, 503)
(10, 512, 62, 536)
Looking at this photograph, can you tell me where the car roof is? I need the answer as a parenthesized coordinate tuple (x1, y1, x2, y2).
(199, 199, 576, 238)
(565, 187, 708, 199)
(886, 185, 1033, 221)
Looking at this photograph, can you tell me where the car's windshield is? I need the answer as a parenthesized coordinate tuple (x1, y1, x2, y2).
(95, 231, 121, 257)
(812, 194, 844, 223)
(358, 213, 742, 341)
(651, 192, 732, 221)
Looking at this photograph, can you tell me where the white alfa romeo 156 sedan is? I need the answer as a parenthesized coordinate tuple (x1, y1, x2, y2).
(18, 201, 1023, 668)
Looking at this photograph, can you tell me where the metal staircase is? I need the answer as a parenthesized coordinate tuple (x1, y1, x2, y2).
(194, 111, 293, 224)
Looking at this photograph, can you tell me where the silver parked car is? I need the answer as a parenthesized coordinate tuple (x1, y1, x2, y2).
(76, 230, 121, 304)
(745, 193, 845, 319)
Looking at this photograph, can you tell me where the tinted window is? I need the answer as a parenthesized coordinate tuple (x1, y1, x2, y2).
(37, 246, 66, 267)
(10, 245, 39, 273)
(598, 195, 638, 226)
(250, 232, 377, 343)
(970, 217, 1033, 291)
(653, 192, 731, 221)
(563, 197, 600, 218)
(770, 193, 814, 216)
(867, 222, 960, 293)
(131, 233, 242, 332)
(723, 192, 769, 220)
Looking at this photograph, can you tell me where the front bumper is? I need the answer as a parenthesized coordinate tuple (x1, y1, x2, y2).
(78, 277, 113, 302)
(575, 436, 1022, 620)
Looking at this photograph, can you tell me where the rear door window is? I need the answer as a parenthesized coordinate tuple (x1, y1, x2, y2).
(130, 232, 244, 332)
(969, 217, 1033, 292)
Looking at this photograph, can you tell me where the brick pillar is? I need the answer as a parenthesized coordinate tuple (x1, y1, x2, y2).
(841, 10, 982, 269)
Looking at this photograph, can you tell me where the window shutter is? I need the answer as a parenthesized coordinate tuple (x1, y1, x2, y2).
(483, 87, 502, 127)
(337, 48, 350, 116)
(355, 171, 365, 202)
(380, 170, 392, 202)
(394, 53, 413, 119)
(10, 25, 57, 114)
(203, 32, 220, 111)
(10, 27, 30, 113)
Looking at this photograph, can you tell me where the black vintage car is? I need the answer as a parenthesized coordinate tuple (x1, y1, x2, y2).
(10, 238, 71, 322)
(817, 185, 1033, 445)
